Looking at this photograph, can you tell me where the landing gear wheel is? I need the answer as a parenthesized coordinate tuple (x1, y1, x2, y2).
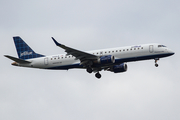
(95, 72, 101, 79)
(86, 67, 93, 73)
(154, 58, 159, 67)
(155, 63, 158, 67)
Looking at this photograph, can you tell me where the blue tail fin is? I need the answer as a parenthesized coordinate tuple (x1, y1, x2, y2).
(13, 36, 45, 60)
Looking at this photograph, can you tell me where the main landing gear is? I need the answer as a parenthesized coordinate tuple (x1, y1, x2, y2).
(155, 58, 159, 67)
(95, 72, 101, 79)
(86, 67, 93, 73)
(86, 67, 102, 79)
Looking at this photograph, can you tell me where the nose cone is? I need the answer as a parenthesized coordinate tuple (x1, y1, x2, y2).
(168, 50, 175, 56)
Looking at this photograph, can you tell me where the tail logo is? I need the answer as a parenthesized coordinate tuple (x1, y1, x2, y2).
(20, 51, 33, 57)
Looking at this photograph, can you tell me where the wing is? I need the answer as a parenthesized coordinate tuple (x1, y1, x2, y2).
(52, 37, 98, 65)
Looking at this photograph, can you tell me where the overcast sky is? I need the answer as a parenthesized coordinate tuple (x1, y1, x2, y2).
(0, 0, 180, 120)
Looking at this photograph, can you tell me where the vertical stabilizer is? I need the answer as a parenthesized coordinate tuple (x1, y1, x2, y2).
(13, 36, 44, 60)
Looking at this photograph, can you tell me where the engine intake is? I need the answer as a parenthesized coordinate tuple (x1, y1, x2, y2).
(112, 63, 127, 73)
(97, 55, 115, 65)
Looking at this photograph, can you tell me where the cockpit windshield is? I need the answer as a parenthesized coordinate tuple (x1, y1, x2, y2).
(158, 45, 166, 47)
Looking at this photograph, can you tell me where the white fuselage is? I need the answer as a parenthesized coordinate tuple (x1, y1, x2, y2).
(17, 43, 174, 70)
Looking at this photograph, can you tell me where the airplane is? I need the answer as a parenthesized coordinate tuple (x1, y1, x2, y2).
(4, 36, 175, 79)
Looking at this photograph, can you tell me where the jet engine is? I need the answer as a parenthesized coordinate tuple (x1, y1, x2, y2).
(111, 63, 127, 73)
(97, 55, 115, 65)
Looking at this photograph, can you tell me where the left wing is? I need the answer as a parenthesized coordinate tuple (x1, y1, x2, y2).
(52, 37, 98, 65)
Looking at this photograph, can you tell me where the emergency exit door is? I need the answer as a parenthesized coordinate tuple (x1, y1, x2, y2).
(149, 45, 154, 53)
(44, 58, 48, 65)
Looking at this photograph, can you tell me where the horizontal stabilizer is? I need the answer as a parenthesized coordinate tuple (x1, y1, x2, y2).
(4, 55, 31, 64)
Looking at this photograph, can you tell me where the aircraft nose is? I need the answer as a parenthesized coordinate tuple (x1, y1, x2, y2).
(168, 50, 175, 55)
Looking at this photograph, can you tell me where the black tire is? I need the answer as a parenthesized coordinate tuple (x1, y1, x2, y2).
(86, 67, 93, 73)
(95, 72, 101, 79)
(155, 64, 158, 67)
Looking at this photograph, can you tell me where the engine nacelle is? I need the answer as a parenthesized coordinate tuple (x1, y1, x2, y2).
(97, 55, 115, 65)
(112, 63, 127, 73)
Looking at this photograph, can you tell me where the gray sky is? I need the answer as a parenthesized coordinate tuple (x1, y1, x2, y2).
(1, 0, 180, 120)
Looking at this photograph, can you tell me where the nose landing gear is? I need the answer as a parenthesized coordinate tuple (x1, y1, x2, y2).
(155, 58, 159, 67)
(155, 63, 158, 67)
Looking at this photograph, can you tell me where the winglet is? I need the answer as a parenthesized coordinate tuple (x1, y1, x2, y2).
(52, 37, 61, 46)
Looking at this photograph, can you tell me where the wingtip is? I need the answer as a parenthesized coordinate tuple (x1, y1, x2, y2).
(52, 37, 61, 46)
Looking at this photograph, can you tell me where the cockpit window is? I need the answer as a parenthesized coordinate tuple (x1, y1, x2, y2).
(158, 45, 166, 47)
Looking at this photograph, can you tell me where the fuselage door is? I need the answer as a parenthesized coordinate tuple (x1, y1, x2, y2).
(44, 57, 48, 65)
(149, 45, 154, 53)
